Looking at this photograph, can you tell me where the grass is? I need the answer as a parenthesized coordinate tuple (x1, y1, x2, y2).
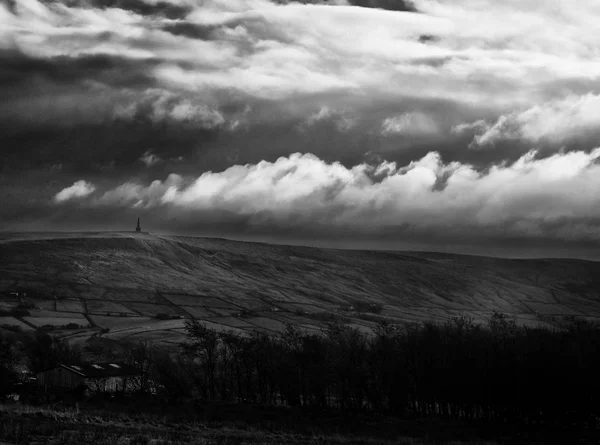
(86, 301, 138, 316)
(0, 404, 501, 445)
(87, 315, 153, 330)
(56, 300, 86, 313)
(2, 232, 600, 346)
(0, 317, 33, 331)
(23, 316, 89, 328)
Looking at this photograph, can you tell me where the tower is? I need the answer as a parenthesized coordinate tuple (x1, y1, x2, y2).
(135, 218, 141, 232)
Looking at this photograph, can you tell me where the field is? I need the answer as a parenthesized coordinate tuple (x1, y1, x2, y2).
(56, 300, 86, 312)
(0, 316, 33, 331)
(23, 316, 90, 329)
(0, 402, 574, 445)
(0, 232, 599, 346)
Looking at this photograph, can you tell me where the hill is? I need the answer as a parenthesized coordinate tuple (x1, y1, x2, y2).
(1, 232, 599, 345)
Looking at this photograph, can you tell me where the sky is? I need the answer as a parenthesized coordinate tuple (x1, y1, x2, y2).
(2, 0, 600, 258)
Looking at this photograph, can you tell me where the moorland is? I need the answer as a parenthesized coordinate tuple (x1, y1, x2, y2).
(1, 231, 599, 345)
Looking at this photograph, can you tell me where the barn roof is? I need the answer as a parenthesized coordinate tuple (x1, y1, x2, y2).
(42, 362, 139, 378)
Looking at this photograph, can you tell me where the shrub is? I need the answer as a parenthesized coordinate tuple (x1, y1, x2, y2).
(129, 434, 150, 445)
(0, 325, 22, 333)
(11, 309, 31, 318)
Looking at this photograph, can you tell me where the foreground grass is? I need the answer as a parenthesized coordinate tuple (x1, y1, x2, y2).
(0, 404, 500, 445)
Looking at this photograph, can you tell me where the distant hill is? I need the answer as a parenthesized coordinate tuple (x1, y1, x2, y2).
(1, 232, 599, 345)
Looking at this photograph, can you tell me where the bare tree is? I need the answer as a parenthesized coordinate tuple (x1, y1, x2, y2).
(182, 320, 220, 400)
(126, 340, 157, 394)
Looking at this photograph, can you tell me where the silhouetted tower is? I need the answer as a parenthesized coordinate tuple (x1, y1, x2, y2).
(135, 218, 141, 232)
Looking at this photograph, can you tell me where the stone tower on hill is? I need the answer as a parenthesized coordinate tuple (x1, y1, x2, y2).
(135, 218, 141, 232)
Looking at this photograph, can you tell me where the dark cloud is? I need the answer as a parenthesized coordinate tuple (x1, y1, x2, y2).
(0, 49, 159, 91)
(161, 17, 293, 48)
(347, 0, 416, 12)
(408, 56, 455, 68)
(418, 34, 437, 43)
(2, 0, 17, 13)
(273, 0, 417, 12)
(4, 198, 600, 260)
(39, 0, 191, 19)
(2, 119, 219, 175)
(162, 22, 220, 40)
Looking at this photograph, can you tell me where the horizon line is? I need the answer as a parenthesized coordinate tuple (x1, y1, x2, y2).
(0, 229, 597, 263)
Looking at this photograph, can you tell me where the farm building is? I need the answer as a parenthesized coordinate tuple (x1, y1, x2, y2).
(37, 362, 140, 395)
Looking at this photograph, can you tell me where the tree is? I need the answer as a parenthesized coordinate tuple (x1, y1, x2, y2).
(153, 351, 195, 402)
(0, 337, 21, 395)
(24, 332, 81, 373)
(125, 340, 157, 394)
(182, 320, 220, 400)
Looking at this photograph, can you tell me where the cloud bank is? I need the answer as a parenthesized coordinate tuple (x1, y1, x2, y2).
(454, 93, 600, 149)
(54, 149, 600, 243)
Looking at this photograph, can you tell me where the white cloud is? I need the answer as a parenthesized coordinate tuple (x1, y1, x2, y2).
(451, 119, 488, 136)
(381, 112, 440, 136)
(303, 106, 356, 132)
(94, 174, 183, 208)
(4, 0, 600, 146)
(453, 93, 600, 149)
(8, 0, 600, 111)
(70, 148, 600, 240)
(54, 180, 96, 202)
(140, 151, 162, 167)
(152, 96, 225, 127)
(306, 106, 335, 125)
(113, 89, 226, 128)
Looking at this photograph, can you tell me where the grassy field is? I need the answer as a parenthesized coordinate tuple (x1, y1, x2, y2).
(0, 316, 33, 331)
(0, 402, 559, 445)
(23, 316, 90, 328)
(1, 232, 600, 346)
(56, 300, 86, 313)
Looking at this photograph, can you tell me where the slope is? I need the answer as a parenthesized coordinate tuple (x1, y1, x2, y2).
(1, 232, 599, 344)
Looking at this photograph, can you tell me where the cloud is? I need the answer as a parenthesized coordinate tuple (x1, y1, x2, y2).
(303, 106, 356, 132)
(140, 150, 162, 166)
(306, 106, 335, 125)
(77, 0, 194, 19)
(347, 0, 416, 12)
(274, 0, 417, 11)
(6, 0, 600, 254)
(94, 173, 183, 207)
(114, 89, 226, 128)
(453, 93, 600, 149)
(451, 119, 488, 136)
(5, 0, 600, 137)
(54, 180, 96, 202)
(59, 149, 600, 242)
(381, 112, 440, 136)
(5, 0, 600, 109)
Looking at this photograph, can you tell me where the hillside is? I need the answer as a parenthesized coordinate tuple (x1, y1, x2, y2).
(1, 232, 600, 345)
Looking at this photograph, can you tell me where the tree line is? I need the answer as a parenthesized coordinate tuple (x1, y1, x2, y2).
(2, 312, 599, 430)
(141, 312, 600, 429)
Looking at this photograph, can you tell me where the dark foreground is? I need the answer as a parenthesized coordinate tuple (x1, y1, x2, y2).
(3, 313, 600, 444)
(1, 401, 598, 445)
